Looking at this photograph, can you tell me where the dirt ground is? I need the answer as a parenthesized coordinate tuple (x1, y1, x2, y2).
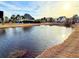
(37, 24, 79, 58)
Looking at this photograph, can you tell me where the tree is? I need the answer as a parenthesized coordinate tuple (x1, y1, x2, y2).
(49, 17, 54, 22)
(64, 18, 71, 27)
(16, 14, 21, 20)
(21, 16, 25, 19)
(10, 15, 16, 23)
(0, 11, 4, 24)
(4, 16, 9, 23)
(41, 17, 47, 23)
(72, 14, 79, 23)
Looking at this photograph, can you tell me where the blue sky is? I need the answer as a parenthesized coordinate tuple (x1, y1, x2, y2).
(0, 1, 41, 19)
(0, 1, 79, 19)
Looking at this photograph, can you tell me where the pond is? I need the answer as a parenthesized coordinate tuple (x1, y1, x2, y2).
(0, 25, 73, 57)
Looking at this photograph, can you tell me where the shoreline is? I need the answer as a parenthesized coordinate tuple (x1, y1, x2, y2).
(37, 24, 79, 58)
(0, 23, 72, 29)
(0, 23, 33, 29)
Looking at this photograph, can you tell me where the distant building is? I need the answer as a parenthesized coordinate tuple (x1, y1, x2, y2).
(24, 14, 34, 20)
(16, 14, 34, 22)
(57, 16, 66, 23)
(0, 11, 3, 23)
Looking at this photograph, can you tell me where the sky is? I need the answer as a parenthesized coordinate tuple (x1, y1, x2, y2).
(0, 1, 79, 19)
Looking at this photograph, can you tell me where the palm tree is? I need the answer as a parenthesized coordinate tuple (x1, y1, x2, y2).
(16, 14, 20, 20)
(21, 16, 25, 19)
(10, 15, 16, 23)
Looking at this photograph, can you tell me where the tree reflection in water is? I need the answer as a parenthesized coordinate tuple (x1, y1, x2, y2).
(0, 29, 6, 36)
(23, 27, 33, 32)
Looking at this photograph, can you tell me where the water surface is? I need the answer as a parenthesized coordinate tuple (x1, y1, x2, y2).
(0, 25, 72, 57)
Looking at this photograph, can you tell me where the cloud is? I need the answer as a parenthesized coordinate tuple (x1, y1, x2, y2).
(0, 1, 35, 11)
(34, 1, 79, 18)
(0, 1, 40, 18)
(0, 1, 79, 19)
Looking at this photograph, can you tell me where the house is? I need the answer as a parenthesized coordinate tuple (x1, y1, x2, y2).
(57, 16, 66, 23)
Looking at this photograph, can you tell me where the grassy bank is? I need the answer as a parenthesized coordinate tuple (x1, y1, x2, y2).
(0, 23, 33, 29)
(0, 22, 73, 29)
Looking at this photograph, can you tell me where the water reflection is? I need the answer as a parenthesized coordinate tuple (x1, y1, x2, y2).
(0, 29, 6, 36)
(23, 27, 33, 32)
(0, 25, 72, 57)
